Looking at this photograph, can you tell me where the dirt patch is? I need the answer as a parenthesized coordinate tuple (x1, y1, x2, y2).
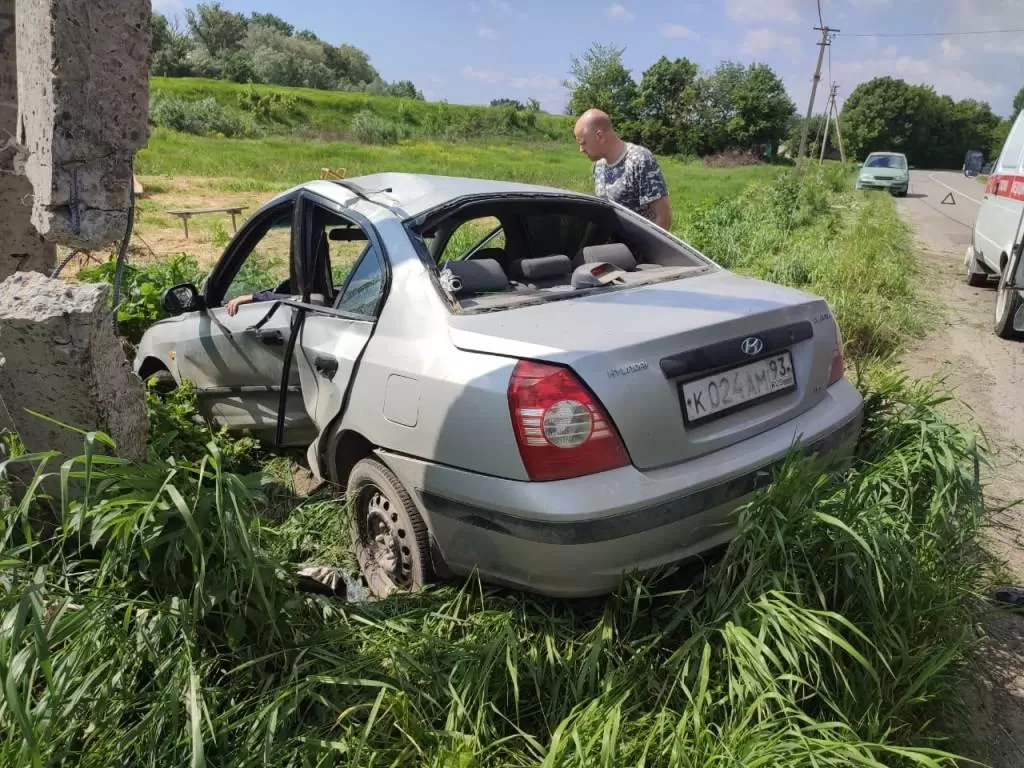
(894, 173, 1024, 768)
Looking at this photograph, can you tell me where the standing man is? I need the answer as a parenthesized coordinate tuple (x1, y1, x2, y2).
(573, 108, 672, 230)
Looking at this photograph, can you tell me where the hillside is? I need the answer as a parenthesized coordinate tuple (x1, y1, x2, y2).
(149, 77, 575, 144)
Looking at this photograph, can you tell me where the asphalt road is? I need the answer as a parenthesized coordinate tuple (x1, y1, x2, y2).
(901, 168, 983, 251)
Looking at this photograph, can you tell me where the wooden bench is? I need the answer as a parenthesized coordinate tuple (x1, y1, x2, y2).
(165, 206, 248, 239)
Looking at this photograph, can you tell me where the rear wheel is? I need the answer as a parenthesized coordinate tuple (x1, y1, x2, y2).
(347, 457, 433, 597)
(965, 246, 990, 288)
(994, 255, 1024, 340)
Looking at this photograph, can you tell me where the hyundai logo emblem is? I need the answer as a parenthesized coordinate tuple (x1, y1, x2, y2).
(740, 337, 764, 356)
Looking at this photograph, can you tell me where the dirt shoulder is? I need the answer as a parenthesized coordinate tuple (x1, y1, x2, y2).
(894, 170, 1024, 768)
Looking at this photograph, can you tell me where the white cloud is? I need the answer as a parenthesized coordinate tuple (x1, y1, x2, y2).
(661, 24, 696, 39)
(477, 26, 498, 39)
(725, 0, 801, 24)
(981, 33, 1024, 57)
(941, 37, 964, 60)
(463, 66, 505, 84)
(607, 4, 635, 21)
(509, 74, 562, 90)
(468, 0, 480, 13)
(834, 53, 1008, 107)
(740, 28, 800, 62)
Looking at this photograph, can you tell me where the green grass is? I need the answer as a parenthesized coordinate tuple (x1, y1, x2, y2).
(0, 365, 991, 766)
(137, 128, 784, 210)
(151, 77, 574, 143)
(677, 162, 923, 362)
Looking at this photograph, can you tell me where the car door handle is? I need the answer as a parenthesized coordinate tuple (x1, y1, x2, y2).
(259, 329, 284, 346)
(315, 355, 338, 380)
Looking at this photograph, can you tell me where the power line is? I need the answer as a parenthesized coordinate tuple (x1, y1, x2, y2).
(840, 27, 1024, 38)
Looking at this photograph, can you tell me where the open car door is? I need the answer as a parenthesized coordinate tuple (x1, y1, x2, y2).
(174, 196, 315, 447)
(289, 191, 388, 461)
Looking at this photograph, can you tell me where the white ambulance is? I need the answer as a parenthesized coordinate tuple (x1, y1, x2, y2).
(964, 108, 1024, 339)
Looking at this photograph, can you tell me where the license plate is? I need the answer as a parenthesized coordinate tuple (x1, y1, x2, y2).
(680, 351, 795, 425)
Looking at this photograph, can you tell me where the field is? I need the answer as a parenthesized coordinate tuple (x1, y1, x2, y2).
(2, 123, 997, 766)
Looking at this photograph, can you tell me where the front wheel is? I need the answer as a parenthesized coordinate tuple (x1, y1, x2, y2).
(348, 457, 433, 597)
(994, 256, 1024, 340)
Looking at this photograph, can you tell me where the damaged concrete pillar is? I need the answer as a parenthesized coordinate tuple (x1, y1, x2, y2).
(15, 0, 150, 249)
(0, 0, 55, 279)
(0, 272, 148, 461)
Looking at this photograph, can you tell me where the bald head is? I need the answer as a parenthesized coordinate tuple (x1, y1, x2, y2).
(573, 108, 622, 162)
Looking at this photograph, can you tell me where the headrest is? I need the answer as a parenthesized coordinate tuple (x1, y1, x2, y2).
(511, 254, 572, 282)
(582, 243, 637, 272)
(571, 261, 626, 289)
(442, 258, 508, 295)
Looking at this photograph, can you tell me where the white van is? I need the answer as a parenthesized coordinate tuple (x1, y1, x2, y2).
(965, 108, 1024, 339)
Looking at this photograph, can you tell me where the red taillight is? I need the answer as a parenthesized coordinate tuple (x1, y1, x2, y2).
(828, 319, 845, 386)
(508, 360, 629, 482)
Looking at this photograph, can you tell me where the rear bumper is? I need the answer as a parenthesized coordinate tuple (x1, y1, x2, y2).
(381, 378, 864, 598)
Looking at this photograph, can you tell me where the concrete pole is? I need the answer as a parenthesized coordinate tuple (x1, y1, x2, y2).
(819, 104, 832, 163)
(797, 26, 836, 162)
(830, 85, 847, 163)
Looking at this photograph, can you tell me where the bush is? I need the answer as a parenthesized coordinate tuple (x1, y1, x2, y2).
(78, 253, 205, 344)
(236, 84, 302, 123)
(149, 94, 263, 138)
(349, 109, 407, 144)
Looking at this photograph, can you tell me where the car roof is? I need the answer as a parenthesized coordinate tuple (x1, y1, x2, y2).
(270, 172, 595, 219)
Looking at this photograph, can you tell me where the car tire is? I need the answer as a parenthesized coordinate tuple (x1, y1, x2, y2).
(348, 457, 433, 597)
(146, 369, 177, 396)
(965, 246, 990, 288)
(994, 255, 1024, 340)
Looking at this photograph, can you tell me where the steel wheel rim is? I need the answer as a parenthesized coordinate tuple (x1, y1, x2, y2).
(362, 487, 412, 587)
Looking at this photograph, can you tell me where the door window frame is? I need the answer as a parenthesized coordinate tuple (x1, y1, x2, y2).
(296, 191, 392, 321)
(203, 194, 302, 308)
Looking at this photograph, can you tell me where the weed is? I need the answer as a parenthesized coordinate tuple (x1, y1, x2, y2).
(149, 93, 264, 138)
(349, 109, 408, 145)
(210, 219, 230, 248)
(78, 253, 204, 344)
(0, 369, 987, 765)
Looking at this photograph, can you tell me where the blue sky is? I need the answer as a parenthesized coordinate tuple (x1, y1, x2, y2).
(154, 0, 1023, 118)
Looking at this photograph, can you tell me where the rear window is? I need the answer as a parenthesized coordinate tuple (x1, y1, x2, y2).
(411, 197, 713, 313)
(865, 154, 906, 169)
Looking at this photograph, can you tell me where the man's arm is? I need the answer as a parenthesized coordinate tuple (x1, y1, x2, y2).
(635, 148, 672, 230)
(649, 195, 672, 231)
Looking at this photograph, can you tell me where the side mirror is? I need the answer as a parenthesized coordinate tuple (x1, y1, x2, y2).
(162, 282, 205, 316)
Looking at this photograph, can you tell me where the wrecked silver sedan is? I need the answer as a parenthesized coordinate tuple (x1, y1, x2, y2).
(134, 173, 863, 598)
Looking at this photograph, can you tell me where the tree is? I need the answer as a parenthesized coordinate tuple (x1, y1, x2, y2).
(185, 2, 247, 58)
(150, 12, 195, 77)
(249, 12, 293, 35)
(563, 43, 638, 127)
(841, 77, 922, 160)
(490, 98, 527, 110)
(726, 63, 795, 151)
(635, 56, 700, 153)
(388, 80, 424, 100)
(1014, 86, 1024, 118)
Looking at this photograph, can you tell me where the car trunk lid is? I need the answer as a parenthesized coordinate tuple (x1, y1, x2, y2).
(447, 270, 838, 471)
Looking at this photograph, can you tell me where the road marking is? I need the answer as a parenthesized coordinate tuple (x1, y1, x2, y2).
(927, 173, 983, 205)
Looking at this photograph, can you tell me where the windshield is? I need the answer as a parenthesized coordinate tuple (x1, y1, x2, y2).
(865, 154, 907, 169)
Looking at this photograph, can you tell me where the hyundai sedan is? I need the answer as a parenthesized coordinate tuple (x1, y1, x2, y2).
(134, 172, 864, 598)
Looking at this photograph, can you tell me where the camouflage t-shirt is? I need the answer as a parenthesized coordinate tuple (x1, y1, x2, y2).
(593, 143, 669, 220)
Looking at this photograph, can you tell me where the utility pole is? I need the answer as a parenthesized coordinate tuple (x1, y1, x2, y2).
(818, 83, 846, 163)
(830, 83, 846, 163)
(819, 91, 832, 163)
(797, 26, 837, 161)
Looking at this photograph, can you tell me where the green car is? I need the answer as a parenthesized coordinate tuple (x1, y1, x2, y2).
(855, 152, 909, 197)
